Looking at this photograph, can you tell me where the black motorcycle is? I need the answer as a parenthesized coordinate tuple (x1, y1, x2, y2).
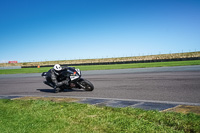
(41, 67, 94, 92)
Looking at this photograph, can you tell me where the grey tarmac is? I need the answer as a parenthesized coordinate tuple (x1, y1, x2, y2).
(0, 65, 200, 111)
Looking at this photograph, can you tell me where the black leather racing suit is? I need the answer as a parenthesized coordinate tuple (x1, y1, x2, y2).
(46, 67, 69, 88)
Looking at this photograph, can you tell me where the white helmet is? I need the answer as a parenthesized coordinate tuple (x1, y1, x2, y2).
(54, 64, 62, 71)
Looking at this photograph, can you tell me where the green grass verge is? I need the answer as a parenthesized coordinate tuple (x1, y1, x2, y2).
(0, 60, 200, 74)
(0, 99, 199, 133)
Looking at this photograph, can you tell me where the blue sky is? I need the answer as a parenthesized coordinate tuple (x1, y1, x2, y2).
(0, 0, 199, 62)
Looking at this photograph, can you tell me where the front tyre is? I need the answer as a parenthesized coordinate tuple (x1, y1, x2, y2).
(79, 79, 94, 91)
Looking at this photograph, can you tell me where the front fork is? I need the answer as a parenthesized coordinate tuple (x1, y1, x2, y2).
(75, 78, 86, 89)
(76, 82, 85, 89)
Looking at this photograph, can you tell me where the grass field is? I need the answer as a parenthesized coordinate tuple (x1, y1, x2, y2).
(0, 99, 199, 133)
(0, 60, 200, 74)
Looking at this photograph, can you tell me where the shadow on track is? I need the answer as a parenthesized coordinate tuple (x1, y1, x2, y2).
(37, 88, 84, 93)
(37, 89, 55, 93)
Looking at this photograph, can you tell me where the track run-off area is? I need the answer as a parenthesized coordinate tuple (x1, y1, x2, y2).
(0, 65, 200, 111)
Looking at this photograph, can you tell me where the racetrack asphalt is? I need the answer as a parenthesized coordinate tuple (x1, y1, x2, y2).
(0, 65, 200, 111)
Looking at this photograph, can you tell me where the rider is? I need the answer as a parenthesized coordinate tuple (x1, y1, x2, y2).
(46, 64, 69, 92)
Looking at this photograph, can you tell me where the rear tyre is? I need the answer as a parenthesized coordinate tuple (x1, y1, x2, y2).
(54, 88, 60, 93)
(79, 79, 94, 91)
(59, 86, 65, 92)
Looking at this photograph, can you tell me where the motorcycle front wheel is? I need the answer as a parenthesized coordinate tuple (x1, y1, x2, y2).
(79, 79, 94, 91)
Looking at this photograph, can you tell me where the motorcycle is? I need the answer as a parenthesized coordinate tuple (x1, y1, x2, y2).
(41, 67, 94, 92)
